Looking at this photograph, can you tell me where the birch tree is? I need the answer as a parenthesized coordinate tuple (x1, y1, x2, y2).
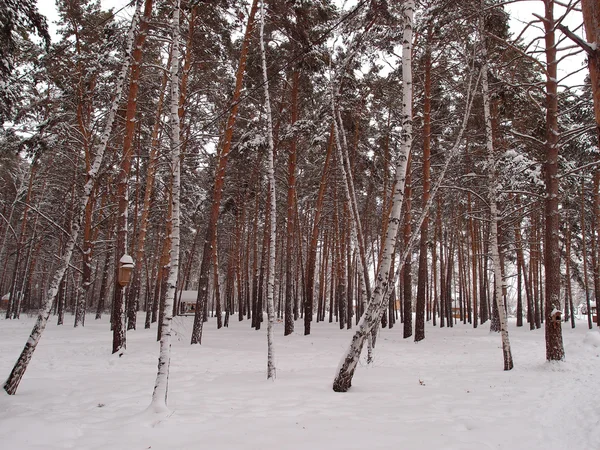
(332, 4, 483, 390)
(479, 0, 513, 370)
(3, 0, 143, 395)
(151, 0, 181, 410)
(259, 0, 276, 379)
(333, 0, 415, 393)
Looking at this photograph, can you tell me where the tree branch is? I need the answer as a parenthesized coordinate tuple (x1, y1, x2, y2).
(555, 23, 596, 56)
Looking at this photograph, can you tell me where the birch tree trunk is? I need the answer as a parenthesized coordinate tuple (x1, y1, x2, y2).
(332, 1, 414, 392)
(151, 0, 181, 410)
(259, 0, 276, 379)
(128, 49, 171, 329)
(332, 9, 482, 390)
(480, 5, 513, 370)
(3, 1, 142, 395)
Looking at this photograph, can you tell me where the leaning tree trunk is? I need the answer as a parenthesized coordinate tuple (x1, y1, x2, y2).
(332, 1, 414, 392)
(332, 108, 370, 336)
(151, 0, 181, 411)
(3, 1, 142, 395)
(332, 9, 482, 390)
(191, 0, 258, 345)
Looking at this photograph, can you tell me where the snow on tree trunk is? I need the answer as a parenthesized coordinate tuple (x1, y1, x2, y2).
(480, 5, 513, 370)
(259, 0, 276, 380)
(542, 0, 565, 361)
(332, 1, 414, 393)
(581, 0, 600, 137)
(333, 13, 483, 390)
(3, 0, 143, 395)
(151, 0, 181, 411)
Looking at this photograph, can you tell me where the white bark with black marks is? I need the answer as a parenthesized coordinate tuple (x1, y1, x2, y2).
(151, 0, 181, 411)
(332, 0, 414, 393)
(259, 0, 276, 380)
(480, 2, 514, 370)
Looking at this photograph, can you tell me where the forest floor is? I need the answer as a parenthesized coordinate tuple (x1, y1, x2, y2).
(1, 313, 599, 449)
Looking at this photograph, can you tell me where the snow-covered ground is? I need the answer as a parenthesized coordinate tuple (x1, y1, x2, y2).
(1, 314, 599, 449)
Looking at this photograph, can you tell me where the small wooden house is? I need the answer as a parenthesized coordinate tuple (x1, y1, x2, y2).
(451, 307, 461, 319)
(0, 293, 9, 310)
(178, 290, 198, 316)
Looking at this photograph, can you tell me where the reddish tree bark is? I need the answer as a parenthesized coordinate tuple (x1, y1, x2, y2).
(191, 0, 259, 344)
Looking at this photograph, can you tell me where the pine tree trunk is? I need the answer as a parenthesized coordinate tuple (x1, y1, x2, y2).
(438, 199, 446, 329)
(565, 223, 574, 328)
(593, 172, 600, 325)
(96, 235, 113, 320)
(542, 0, 565, 361)
(305, 124, 334, 334)
(581, 178, 593, 329)
(191, 0, 259, 344)
(468, 192, 478, 328)
(112, 0, 153, 334)
(532, 214, 541, 329)
(415, 28, 432, 342)
(283, 71, 299, 336)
